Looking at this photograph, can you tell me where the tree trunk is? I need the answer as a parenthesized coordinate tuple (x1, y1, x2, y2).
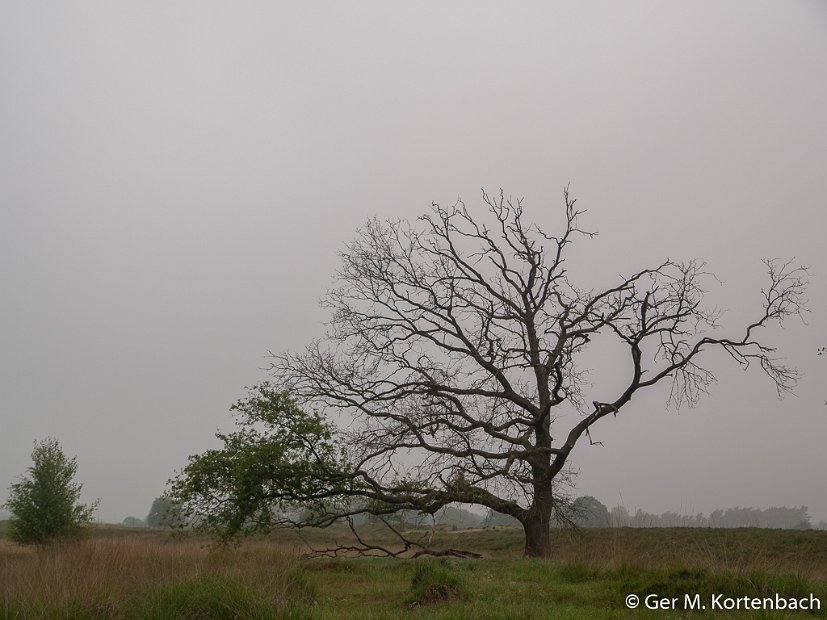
(522, 512, 551, 557)
(522, 485, 553, 557)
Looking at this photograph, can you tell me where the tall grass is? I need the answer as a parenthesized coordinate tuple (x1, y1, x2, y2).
(426, 526, 827, 578)
(2, 526, 825, 618)
(408, 560, 463, 606)
(0, 535, 313, 618)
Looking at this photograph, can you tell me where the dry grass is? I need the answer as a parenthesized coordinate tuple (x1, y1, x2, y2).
(442, 526, 827, 579)
(0, 534, 309, 618)
(544, 527, 827, 577)
(2, 526, 825, 618)
(289, 522, 827, 578)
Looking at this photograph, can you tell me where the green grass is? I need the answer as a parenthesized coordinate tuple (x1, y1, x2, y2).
(298, 558, 827, 619)
(2, 524, 826, 619)
(408, 559, 463, 606)
(124, 574, 312, 619)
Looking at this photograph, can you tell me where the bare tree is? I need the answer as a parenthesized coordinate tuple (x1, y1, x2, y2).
(266, 189, 808, 557)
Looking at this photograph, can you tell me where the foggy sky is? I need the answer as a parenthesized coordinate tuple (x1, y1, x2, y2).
(2, 1, 826, 525)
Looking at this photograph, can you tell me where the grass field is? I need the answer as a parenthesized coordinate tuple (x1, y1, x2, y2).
(1, 523, 826, 619)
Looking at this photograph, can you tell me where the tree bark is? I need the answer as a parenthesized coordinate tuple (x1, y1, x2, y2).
(522, 484, 553, 557)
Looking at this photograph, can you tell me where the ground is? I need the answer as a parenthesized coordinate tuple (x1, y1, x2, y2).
(1, 521, 825, 618)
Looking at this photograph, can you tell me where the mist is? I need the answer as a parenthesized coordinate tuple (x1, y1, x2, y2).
(1, 1, 825, 525)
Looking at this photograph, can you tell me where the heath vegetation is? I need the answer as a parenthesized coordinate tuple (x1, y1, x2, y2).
(2, 524, 825, 619)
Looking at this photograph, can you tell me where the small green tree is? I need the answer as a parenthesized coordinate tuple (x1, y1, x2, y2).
(3, 438, 98, 544)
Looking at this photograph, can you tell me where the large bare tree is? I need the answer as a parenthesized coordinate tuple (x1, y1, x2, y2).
(269, 190, 807, 557)
(171, 190, 807, 558)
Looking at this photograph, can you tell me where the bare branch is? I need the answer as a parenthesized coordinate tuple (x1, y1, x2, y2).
(173, 190, 808, 559)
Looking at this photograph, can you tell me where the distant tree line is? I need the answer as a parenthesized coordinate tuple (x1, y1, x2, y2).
(115, 494, 824, 532)
(604, 503, 814, 530)
(481, 496, 820, 530)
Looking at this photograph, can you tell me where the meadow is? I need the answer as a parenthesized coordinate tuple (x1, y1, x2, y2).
(1, 522, 826, 619)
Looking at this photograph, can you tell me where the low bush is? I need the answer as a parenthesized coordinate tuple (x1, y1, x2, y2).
(408, 559, 463, 606)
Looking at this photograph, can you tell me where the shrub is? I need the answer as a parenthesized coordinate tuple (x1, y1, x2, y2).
(409, 559, 462, 605)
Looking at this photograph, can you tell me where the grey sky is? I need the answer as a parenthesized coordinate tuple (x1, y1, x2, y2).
(1, 1, 825, 524)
